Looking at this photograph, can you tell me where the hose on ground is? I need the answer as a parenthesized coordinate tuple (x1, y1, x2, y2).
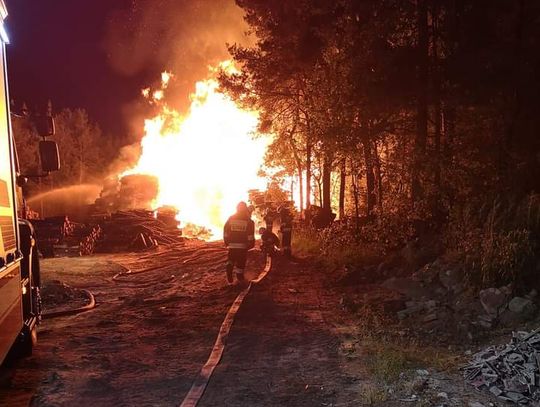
(42, 289, 96, 319)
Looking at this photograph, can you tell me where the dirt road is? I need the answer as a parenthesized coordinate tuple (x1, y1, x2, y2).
(0, 241, 364, 406)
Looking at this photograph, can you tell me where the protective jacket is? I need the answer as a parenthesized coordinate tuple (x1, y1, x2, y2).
(263, 209, 276, 231)
(261, 230, 280, 248)
(280, 211, 293, 234)
(223, 213, 255, 250)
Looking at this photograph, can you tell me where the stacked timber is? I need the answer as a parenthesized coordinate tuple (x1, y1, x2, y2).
(31, 217, 103, 257)
(69, 224, 102, 256)
(156, 206, 180, 230)
(31, 216, 74, 257)
(95, 209, 183, 252)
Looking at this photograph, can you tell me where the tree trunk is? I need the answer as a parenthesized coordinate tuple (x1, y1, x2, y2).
(373, 141, 383, 213)
(322, 152, 332, 214)
(350, 158, 360, 233)
(500, 0, 525, 183)
(338, 159, 346, 220)
(433, 2, 442, 195)
(287, 126, 304, 212)
(412, 0, 429, 203)
(79, 144, 84, 185)
(306, 134, 312, 211)
(297, 167, 304, 214)
(317, 177, 323, 207)
(362, 138, 376, 216)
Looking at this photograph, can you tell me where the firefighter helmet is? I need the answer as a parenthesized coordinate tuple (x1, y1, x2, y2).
(236, 201, 249, 214)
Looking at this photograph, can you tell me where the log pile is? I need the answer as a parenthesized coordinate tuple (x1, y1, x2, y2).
(156, 206, 180, 229)
(31, 216, 104, 257)
(71, 224, 102, 256)
(95, 209, 183, 252)
(31, 216, 74, 257)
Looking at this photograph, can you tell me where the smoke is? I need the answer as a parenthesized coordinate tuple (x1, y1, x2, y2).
(102, 0, 253, 175)
(106, 143, 143, 177)
(103, 0, 252, 112)
(27, 184, 102, 220)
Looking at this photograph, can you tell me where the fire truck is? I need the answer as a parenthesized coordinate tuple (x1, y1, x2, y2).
(0, 1, 60, 363)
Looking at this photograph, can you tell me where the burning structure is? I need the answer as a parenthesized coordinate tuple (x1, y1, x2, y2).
(118, 65, 270, 239)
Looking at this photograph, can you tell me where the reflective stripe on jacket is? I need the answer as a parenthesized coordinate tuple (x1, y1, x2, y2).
(228, 242, 247, 249)
(223, 212, 255, 250)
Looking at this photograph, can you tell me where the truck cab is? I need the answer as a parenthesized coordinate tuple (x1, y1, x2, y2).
(0, 0, 60, 363)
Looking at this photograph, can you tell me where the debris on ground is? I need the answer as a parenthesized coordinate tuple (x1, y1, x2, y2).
(463, 327, 540, 404)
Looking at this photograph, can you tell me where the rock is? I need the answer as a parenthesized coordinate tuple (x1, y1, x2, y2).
(508, 297, 536, 315)
(405, 300, 419, 308)
(437, 391, 448, 399)
(479, 287, 507, 315)
(423, 313, 438, 323)
(376, 252, 401, 275)
(438, 268, 463, 292)
(413, 262, 440, 284)
(468, 402, 486, 407)
(526, 289, 538, 300)
(506, 391, 527, 403)
(411, 376, 427, 391)
(397, 303, 424, 320)
(400, 235, 441, 271)
(498, 309, 525, 327)
(424, 300, 437, 309)
(476, 314, 495, 329)
(489, 386, 503, 396)
(500, 284, 512, 296)
(382, 277, 431, 299)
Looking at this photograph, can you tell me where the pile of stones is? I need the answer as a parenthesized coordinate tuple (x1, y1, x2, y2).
(463, 328, 540, 404)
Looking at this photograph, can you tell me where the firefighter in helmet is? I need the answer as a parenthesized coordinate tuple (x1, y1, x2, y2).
(263, 207, 276, 231)
(278, 205, 293, 258)
(259, 226, 280, 257)
(223, 201, 255, 284)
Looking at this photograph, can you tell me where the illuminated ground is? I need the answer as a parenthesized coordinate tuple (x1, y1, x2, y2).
(0, 242, 496, 406)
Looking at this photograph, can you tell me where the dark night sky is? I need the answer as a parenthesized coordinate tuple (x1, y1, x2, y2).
(4, 0, 249, 140)
(5, 0, 147, 138)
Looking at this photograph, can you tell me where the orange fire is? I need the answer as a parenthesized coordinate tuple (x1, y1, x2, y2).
(123, 63, 269, 239)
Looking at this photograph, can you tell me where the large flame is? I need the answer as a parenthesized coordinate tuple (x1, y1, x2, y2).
(124, 63, 269, 238)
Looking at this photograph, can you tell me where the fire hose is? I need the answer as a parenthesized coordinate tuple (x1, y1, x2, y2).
(41, 288, 96, 319)
(180, 254, 273, 407)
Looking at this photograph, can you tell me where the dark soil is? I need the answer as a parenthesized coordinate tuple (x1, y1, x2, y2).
(0, 242, 500, 406)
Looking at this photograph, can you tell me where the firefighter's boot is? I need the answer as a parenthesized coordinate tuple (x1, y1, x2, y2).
(226, 263, 234, 284)
(284, 247, 292, 259)
(236, 270, 245, 284)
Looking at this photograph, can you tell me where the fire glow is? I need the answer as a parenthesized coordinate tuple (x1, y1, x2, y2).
(123, 63, 269, 238)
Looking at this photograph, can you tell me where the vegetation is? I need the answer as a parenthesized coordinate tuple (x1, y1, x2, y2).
(13, 107, 116, 197)
(222, 0, 540, 290)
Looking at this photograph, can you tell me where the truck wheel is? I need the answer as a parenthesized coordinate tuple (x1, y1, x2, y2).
(15, 324, 37, 358)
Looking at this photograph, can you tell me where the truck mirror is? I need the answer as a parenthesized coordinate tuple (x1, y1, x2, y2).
(35, 116, 55, 137)
(39, 140, 60, 172)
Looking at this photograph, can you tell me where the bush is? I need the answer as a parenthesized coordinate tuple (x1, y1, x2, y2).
(292, 223, 382, 270)
(446, 194, 539, 290)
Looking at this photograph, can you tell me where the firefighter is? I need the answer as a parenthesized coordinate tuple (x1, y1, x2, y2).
(223, 201, 255, 284)
(259, 226, 280, 257)
(263, 207, 276, 231)
(278, 205, 293, 258)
